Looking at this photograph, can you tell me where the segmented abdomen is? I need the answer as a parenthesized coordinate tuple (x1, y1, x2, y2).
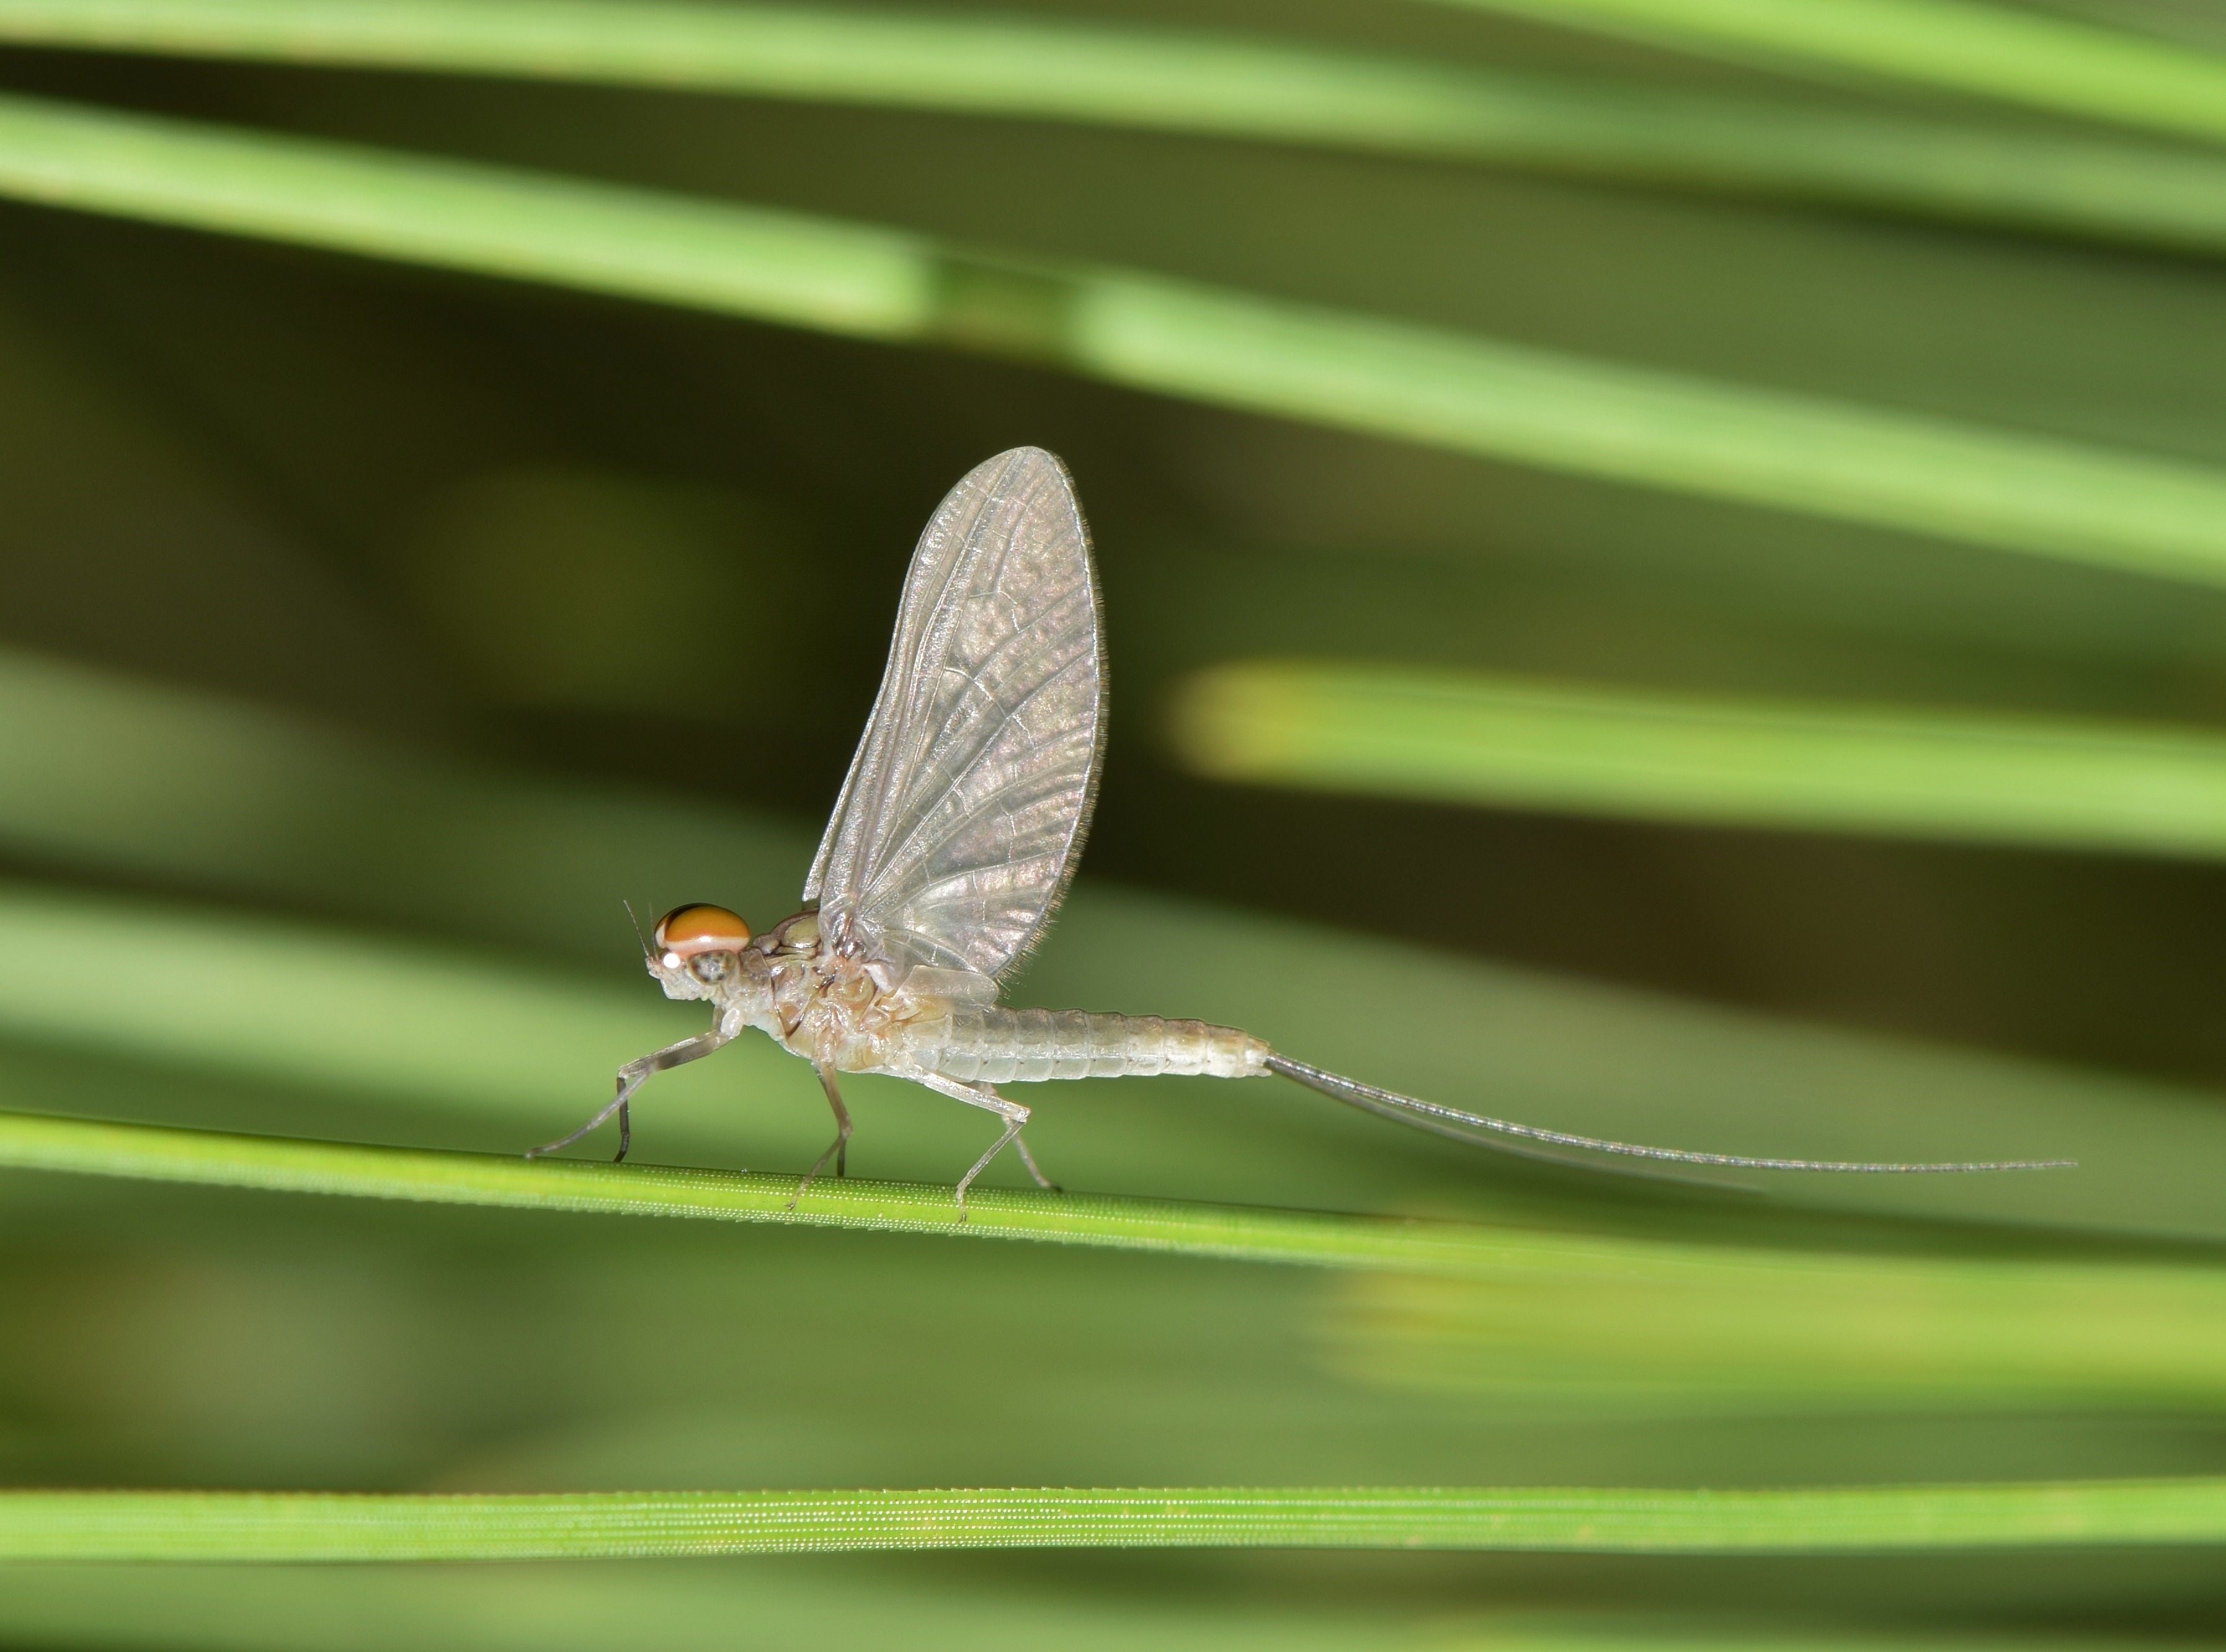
(890, 1007, 1267, 1083)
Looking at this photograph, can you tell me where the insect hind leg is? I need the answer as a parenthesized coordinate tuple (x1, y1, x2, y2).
(1010, 1131, 1061, 1194)
(910, 1072, 1057, 1217)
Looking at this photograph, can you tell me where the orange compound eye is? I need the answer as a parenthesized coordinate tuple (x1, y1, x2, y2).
(653, 904, 752, 962)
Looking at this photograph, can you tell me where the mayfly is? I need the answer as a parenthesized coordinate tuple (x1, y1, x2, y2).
(532, 448, 2068, 1206)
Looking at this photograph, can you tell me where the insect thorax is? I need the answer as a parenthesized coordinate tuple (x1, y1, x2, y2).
(730, 915, 959, 1073)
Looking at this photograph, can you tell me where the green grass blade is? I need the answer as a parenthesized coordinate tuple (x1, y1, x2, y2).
(0, 1585, 2151, 1652)
(7, 96, 2226, 585)
(1068, 285, 2226, 589)
(0, 882, 695, 1124)
(0, 93, 938, 335)
(0, 1106, 1528, 1269)
(43, 1104, 2222, 1416)
(1173, 661, 2226, 860)
(18, 1101, 2226, 1417)
(9, 0, 2226, 261)
(1431, 0, 2226, 147)
(0, 1107, 1929, 1273)
(0, 1106, 2215, 1287)
(0, 647, 802, 959)
(0, 1585, 2117, 1652)
(1325, 1264, 2226, 1413)
(4, 1480, 2225, 1559)
(0, 1107, 2080, 1275)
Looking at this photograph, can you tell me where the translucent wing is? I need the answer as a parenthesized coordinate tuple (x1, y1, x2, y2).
(804, 447, 1104, 982)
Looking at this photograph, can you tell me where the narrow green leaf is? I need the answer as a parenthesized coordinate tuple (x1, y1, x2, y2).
(0, 1106, 1799, 1272)
(0, 1109, 2209, 1307)
(18, 1096, 2226, 1421)
(0, 93, 937, 335)
(0, 1106, 1497, 1269)
(1431, 0, 2226, 147)
(0, 881, 695, 1122)
(1173, 661, 2226, 860)
(5, 1480, 2225, 1559)
(9, 0, 2226, 259)
(6, 95, 2226, 585)
(0, 646, 801, 958)
(1325, 1264, 2226, 1412)
(0, 1582, 2074, 1652)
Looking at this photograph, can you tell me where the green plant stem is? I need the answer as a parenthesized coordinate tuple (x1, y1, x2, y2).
(1430, 0, 2226, 147)
(5, 1480, 2225, 1559)
(1173, 662, 2226, 860)
(7, 0, 2226, 260)
(6, 95, 2226, 586)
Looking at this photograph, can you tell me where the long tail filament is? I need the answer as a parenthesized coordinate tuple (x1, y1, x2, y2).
(1264, 1054, 2073, 1173)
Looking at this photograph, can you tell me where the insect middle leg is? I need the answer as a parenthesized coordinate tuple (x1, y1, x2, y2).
(910, 1072, 1059, 1216)
(527, 1027, 729, 1163)
(786, 1064, 855, 1209)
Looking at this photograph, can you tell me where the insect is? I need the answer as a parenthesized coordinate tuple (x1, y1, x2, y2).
(531, 448, 2068, 1206)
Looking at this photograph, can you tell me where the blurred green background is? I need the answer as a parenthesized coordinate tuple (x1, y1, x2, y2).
(2, 0, 2226, 1644)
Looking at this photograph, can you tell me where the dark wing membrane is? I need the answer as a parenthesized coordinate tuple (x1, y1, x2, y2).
(804, 448, 1104, 981)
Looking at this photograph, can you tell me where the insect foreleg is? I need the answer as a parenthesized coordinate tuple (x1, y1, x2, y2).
(528, 1026, 731, 1163)
(909, 1072, 1057, 1215)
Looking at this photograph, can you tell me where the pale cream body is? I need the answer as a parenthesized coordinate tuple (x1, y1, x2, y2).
(663, 910, 1267, 1087)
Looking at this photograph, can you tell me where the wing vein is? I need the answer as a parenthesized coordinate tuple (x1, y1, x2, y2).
(804, 448, 1103, 983)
